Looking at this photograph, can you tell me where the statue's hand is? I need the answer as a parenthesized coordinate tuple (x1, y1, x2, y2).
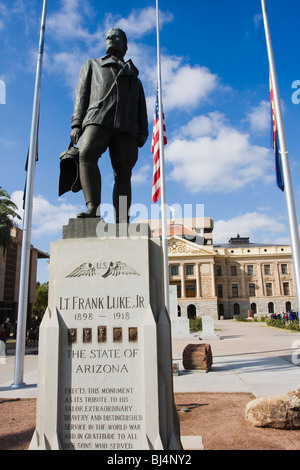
(70, 127, 82, 145)
(137, 134, 147, 148)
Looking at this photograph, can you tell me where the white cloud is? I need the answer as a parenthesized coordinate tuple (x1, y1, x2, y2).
(47, 3, 172, 45)
(0, 0, 35, 35)
(163, 63, 218, 111)
(131, 164, 151, 185)
(45, 49, 90, 95)
(254, 13, 263, 29)
(0, 1, 8, 17)
(273, 235, 292, 245)
(47, 0, 101, 42)
(11, 191, 84, 238)
(105, 7, 173, 39)
(214, 212, 287, 244)
(145, 56, 219, 116)
(0, 0, 43, 39)
(0, 137, 18, 147)
(245, 100, 270, 133)
(165, 112, 273, 193)
(179, 111, 226, 138)
(0, 1, 13, 26)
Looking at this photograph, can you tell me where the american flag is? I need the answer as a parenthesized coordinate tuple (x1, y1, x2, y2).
(151, 89, 167, 203)
(269, 74, 284, 191)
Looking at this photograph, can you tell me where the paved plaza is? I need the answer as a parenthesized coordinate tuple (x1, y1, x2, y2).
(0, 319, 299, 399)
(173, 319, 300, 397)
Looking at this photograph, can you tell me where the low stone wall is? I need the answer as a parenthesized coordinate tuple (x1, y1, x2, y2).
(178, 300, 218, 319)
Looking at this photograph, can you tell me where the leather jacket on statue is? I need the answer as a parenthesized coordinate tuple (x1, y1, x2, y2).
(71, 55, 149, 142)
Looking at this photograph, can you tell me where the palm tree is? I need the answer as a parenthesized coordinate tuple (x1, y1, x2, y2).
(0, 187, 21, 254)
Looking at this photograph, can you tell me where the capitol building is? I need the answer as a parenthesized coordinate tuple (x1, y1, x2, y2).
(150, 217, 297, 319)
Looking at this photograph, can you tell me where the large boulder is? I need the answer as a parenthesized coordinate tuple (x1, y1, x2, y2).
(182, 343, 213, 372)
(245, 390, 300, 429)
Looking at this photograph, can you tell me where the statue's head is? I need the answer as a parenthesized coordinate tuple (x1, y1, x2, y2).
(105, 28, 127, 59)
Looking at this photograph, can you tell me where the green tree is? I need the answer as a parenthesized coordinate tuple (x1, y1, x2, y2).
(33, 282, 49, 319)
(0, 186, 21, 254)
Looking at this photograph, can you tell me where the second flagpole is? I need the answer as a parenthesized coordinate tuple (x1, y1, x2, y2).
(155, 0, 170, 314)
(261, 0, 300, 320)
(12, 0, 48, 389)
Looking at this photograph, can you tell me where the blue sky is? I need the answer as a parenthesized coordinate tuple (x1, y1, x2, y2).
(1, 0, 300, 283)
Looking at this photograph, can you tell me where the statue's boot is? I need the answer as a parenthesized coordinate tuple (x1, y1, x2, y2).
(77, 162, 101, 218)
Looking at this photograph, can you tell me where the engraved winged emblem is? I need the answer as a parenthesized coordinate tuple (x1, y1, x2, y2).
(102, 261, 140, 278)
(66, 260, 140, 279)
(66, 262, 96, 278)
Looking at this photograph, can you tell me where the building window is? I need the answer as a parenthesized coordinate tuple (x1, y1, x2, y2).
(266, 283, 273, 296)
(283, 282, 290, 295)
(264, 265, 271, 275)
(187, 304, 196, 319)
(216, 265, 222, 276)
(170, 265, 179, 276)
(281, 264, 288, 274)
(251, 303, 257, 314)
(247, 265, 254, 275)
(233, 303, 240, 315)
(268, 302, 274, 314)
(217, 284, 223, 298)
(230, 265, 237, 276)
(185, 264, 194, 275)
(218, 304, 224, 318)
(186, 285, 195, 298)
(232, 284, 239, 298)
(249, 283, 256, 297)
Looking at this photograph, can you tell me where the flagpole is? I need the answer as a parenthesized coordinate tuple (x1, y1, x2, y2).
(155, 0, 170, 314)
(11, 0, 48, 389)
(261, 0, 300, 321)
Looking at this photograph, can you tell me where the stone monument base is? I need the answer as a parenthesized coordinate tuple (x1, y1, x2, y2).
(29, 221, 182, 450)
(169, 286, 190, 338)
(181, 436, 204, 450)
(199, 315, 220, 341)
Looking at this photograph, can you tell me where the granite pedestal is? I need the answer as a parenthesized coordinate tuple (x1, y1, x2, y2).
(29, 221, 182, 450)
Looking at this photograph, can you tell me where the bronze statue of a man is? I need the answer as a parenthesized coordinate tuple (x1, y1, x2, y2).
(70, 28, 149, 222)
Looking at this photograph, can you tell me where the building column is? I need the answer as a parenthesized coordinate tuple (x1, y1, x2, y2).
(258, 263, 264, 296)
(275, 263, 282, 296)
(210, 263, 216, 297)
(240, 263, 246, 297)
(180, 263, 186, 298)
(196, 263, 201, 298)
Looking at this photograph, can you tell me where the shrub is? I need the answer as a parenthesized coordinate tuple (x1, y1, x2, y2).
(265, 318, 300, 332)
(189, 317, 202, 332)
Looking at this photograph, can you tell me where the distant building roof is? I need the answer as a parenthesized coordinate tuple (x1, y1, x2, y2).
(153, 223, 199, 238)
(10, 226, 49, 259)
(228, 234, 250, 245)
(37, 249, 49, 259)
(214, 233, 289, 249)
